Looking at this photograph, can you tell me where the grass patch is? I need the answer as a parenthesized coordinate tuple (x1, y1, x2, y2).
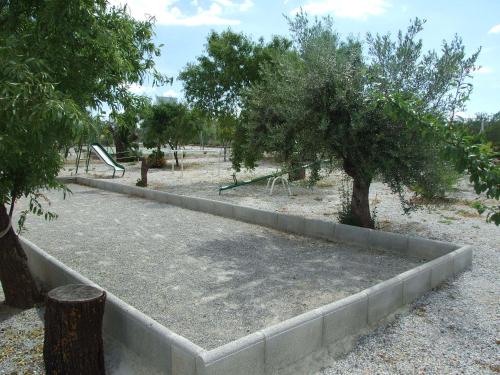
(456, 209, 481, 218)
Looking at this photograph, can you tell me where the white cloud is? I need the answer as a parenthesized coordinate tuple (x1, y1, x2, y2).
(162, 89, 181, 98)
(455, 111, 474, 120)
(128, 83, 158, 95)
(488, 24, 500, 34)
(475, 66, 494, 74)
(109, 0, 253, 26)
(291, 0, 390, 20)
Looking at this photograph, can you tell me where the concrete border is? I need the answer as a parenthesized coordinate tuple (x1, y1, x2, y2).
(21, 237, 204, 375)
(70, 176, 461, 260)
(30, 176, 472, 374)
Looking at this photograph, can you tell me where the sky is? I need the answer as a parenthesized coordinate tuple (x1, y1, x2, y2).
(110, 0, 500, 117)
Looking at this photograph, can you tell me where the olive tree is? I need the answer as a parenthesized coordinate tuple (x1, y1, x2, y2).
(179, 30, 291, 158)
(0, 0, 167, 308)
(234, 14, 479, 228)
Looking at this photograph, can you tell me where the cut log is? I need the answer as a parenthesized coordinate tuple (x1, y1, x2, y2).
(44, 284, 106, 375)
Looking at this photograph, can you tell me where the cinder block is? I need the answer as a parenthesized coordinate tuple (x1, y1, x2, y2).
(166, 193, 183, 207)
(196, 198, 215, 214)
(452, 246, 473, 275)
(276, 214, 305, 235)
(334, 223, 371, 247)
(398, 266, 431, 304)
(115, 183, 130, 195)
(369, 230, 408, 254)
(233, 206, 278, 228)
(211, 202, 235, 219)
(131, 186, 148, 198)
(430, 254, 454, 288)
(262, 310, 323, 372)
(304, 219, 335, 241)
(321, 291, 368, 345)
(171, 339, 201, 375)
(128, 185, 145, 197)
(150, 190, 172, 204)
(197, 332, 265, 375)
(181, 196, 201, 212)
(367, 278, 403, 325)
(407, 237, 457, 260)
(57, 176, 76, 183)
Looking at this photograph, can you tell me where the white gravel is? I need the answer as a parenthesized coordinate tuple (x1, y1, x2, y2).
(0, 293, 44, 374)
(3, 157, 499, 374)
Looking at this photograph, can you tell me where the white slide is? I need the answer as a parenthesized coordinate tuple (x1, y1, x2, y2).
(91, 143, 125, 178)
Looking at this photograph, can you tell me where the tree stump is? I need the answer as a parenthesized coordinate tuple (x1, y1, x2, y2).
(44, 284, 106, 375)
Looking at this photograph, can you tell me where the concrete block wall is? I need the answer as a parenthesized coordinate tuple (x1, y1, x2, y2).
(198, 245, 472, 375)
(72, 177, 461, 260)
(45, 177, 474, 374)
(21, 237, 204, 375)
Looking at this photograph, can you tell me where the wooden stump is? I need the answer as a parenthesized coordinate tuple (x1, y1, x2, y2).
(44, 284, 106, 375)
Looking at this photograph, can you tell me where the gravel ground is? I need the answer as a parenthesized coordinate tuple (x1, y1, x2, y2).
(0, 293, 44, 374)
(3, 158, 499, 374)
(318, 209, 500, 374)
(14, 184, 419, 350)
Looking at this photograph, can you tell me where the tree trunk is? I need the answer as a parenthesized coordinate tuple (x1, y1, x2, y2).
(44, 284, 106, 375)
(0, 205, 41, 308)
(173, 151, 179, 167)
(351, 177, 374, 228)
(140, 157, 149, 186)
(108, 125, 127, 162)
(223, 146, 227, 162)
(289, 166, 306, 181)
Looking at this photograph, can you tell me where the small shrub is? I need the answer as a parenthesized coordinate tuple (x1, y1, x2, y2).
(136, 178, 147, 187)
(412, 162, 461, 200)
(147, 149, 166, 168)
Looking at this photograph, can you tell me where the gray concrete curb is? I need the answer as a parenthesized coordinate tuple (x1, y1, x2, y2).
(73, 177, 461, 260)
(32, 176, 473, 374)
(21, 237, 204, 375)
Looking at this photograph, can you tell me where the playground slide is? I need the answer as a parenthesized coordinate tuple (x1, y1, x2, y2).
(91, 143, 125, 178)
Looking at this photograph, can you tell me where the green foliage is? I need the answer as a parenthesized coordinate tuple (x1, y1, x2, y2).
(411, 162, 461, 200)
(147, 149, 166, 168)
(107, 98, 150, 161)
(0, 0, 166, 227)
(179, 29, 291, 118)
(141, 101, 200, 158)
(234, 13, 479, 227)
(0, 37, 84, 229)
(136, 178, 147, 187)
(444, 127, 500, 224)
(179, 30, 291, 150)
(458, 111, 500, 150)
(216, 114, 238, 146)
(1, 0, 168, 111)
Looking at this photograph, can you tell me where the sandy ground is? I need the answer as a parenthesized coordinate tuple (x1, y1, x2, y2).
(2, 154, 499, 374)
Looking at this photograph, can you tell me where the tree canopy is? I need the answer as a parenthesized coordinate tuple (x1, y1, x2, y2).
(141, 101, 200, 166)
(234, 14, 481, 228)
(179, 29, 291, 118)
(0, 0, 166, 307)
